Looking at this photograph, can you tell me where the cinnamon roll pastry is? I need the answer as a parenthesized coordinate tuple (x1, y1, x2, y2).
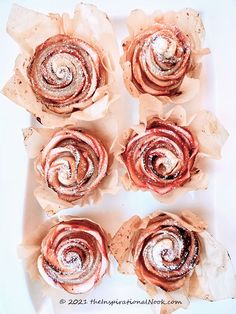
(28, 34, 107, 115)
(122, 118, 199, 195)
(36, 126, 108, 202)
(3, 4, 118, 126)
(121, 9, 207, 102)
(37, 218, 109, 293)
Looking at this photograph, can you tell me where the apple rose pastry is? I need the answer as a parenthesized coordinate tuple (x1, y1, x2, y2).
(123, 24, 191, 97)
(27, 34, 107, 115)
(23, 121, 118, 214)
(116, 95, 228, 202)
(133, 213, 199, 291)
(38, 218, 109, 293)
(3, 4, 118, 126)
(109, 211, 236, 313)
(121, 9, 208, 103)
(36, 127, 108, 202)
(122, 118, 199, 196)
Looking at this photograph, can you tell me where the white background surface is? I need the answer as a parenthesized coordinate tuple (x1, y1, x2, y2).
(0, 0, 236, 313)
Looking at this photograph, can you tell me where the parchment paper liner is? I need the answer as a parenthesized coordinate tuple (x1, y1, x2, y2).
(121, 8, 210, 104)
(18, 215, 111, 294)
(109, 210, 236, 314)
(115, 94, 228, 203)
(2, 3, 120, 126)
(23, 115, 119, 215)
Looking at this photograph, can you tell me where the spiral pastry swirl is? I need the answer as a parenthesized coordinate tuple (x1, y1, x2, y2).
(38, 219, 109, 293)
(124, 24, 191, 96)
(36, 127, 108, 202)
(133, 213, 200, 291)
(28, 34, 107, 114)
(122, 119, 199, 195)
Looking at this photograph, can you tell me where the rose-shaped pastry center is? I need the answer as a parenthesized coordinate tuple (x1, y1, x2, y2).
(134, 215, 199, 291)
(36, 127, 108, 202)
(152, 36, 177, 59)
(38, 219, 108, 293)
(28, 34, 107, 114)
(122, 119, 199, 195)
(125, 24, 191, 96)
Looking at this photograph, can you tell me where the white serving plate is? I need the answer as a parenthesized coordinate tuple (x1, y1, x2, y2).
(0, 0, 236, 313)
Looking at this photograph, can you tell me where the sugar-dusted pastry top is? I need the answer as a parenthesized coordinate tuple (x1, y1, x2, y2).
(28, 34, 107, 114)
(133, 213, 200, 291)
(122, 118, 199, 195)
(123, 23, 191, 96)
(36, 126, 108, 202)
(38, 218, 109, 294)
